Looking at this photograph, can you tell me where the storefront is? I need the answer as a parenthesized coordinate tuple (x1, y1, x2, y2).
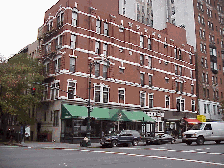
(60, 104, 155, 143)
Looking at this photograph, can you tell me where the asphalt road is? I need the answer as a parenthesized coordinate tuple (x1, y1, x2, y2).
(0, 141, 223, 168)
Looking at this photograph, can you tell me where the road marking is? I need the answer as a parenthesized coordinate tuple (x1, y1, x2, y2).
(80, 149, 90, 152)
(92, 150, 105, 153)
(117, 153, 127, 155)
(63, 149, 76, 151)
(118, 147, 140, 149)
(105, 151, 115, 154)
(208, 153, 221, 155)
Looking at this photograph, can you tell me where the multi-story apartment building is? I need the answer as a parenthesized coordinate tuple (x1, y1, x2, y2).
(120, 0, 224, 121)
(36, 0, 196, 142)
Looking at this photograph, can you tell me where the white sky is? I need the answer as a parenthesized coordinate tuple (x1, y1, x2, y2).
(0, 0, 59, 59)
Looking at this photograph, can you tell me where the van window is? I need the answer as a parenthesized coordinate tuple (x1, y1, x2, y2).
(204, 124, 212, 130)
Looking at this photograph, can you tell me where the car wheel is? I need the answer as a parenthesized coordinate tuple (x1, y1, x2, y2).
(132, 139, 138, 146)
(215, 140, 221, 144)
(171, 138, 176, 144)
(157, 140, 161, 145)
(111, 140, 118, 147)
(196, 137, 204, 145)
(186, 141, 192, 145)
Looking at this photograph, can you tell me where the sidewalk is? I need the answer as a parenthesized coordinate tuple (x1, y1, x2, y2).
(0, 139, 183, 149)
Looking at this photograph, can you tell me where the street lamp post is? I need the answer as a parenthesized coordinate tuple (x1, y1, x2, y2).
(86, 62, 93, 146)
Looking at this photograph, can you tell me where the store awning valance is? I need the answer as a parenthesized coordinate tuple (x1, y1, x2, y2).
(61, 104, 154, 122)
(61, 104, 118, 120)
(184, 118, 201, 124)
(111, 110, 155, 123)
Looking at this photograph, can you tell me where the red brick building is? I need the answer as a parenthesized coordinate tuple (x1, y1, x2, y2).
(36, 0, 196, 142)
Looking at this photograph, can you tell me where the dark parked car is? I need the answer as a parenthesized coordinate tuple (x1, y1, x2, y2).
(147, 134, 176, 145)
(100, 130, 141, 147)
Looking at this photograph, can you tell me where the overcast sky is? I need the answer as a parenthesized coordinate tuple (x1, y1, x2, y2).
(0, 0, 59, 59)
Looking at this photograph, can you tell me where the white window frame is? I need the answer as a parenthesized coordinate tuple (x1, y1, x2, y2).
(96, 20, 101, 34)
(56, 35, 62, 50)
(94, 84, 109, 103)
(71, 34, 76, 49)
(140, 91, 146, 107)
(140, 35, 144, 48)
(51, 80, 60, 100)
(148, 93, 154, 108)
(67, 79, 77, 99)
(165, 95, 170, 109)
(176, 97, 185, 112)
(44, 61, 50, 75)
(148, 38, 151, 50)
(43, 84, 48, 100)
(118, 88, 125, 104)
(148, 56, 152, 68)
(148, 74, 152, 87)
(69, 57, 76, 72)
(103, 43, 108, 56)
(72, 8, 78, 27)
(57, 12, 64, 28)
(191, 100, 195, 112)
(95, 41, 100, 54)
(104, 22, 108, 36)
(53, 56, 62, 73)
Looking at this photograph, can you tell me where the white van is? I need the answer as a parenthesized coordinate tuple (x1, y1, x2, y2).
(182, 122, 224, 145)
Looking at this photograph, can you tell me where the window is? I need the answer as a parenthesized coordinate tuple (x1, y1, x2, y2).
(103, 43, 108, 56)
(191, 100, 195, 112)
(140, 35, 144, 48)
(95, 41, 100, 54)
(148, 57, 152, 68)
(51, 81, 60, 100)
(57, 12, 64, 28)
(180, 82, 183, 93)
(140, 54, 144, 66)
(176, 98, 185, 111)
(140, 92, 146, 107)
(103, 65, 108, 79)
(95, 63, 100, 77)
(118, 88, 125, 104)
(207, 89, 210, 98)
(43, 85, 48, 100)
(198, 15, 201, 23)
(71, 34, 76, 49)
(204, 104, 207, 114)
(148, 38, 151, 50)
(205, 74, 208, 83)
(140, 73, 144, 86)
(202, 73, 205, 83)
(72, 8, 78, 26)
(45, 42, 51, 54)
(94, 86, 101, 102)
(191, 85, 194, 94)
(179, 66, 182, 76)
(55, 35, 63, 50)
(209, 47, 216, 56)
(44, 62, 50, 75)
(104, 22, 108, 36)
(148, 94, 153, 108)
(103, 87, 109, 103)
(203, 88, 206, 98)
(96, 20, 101, 34)
(44, 111, 47, 121)
(70, 57, 76, 72)
(175, 81, 179, 92)
(148, 75, 152, 87)
(174, 48, 178, 58)
(53, 110, 59, 127)
(54, 57, 61, 73)
(165, 95, 170, 109)
(204, 58, 207, 68)
(175, 65, 178, 75)
(68, 80, 76, 99)
(47, 20, 53, 32)
(178, 49, 182, 60)
(94, 85, 109, 103)
(189, 54, 192, 64)
(213, 105, 216, 115)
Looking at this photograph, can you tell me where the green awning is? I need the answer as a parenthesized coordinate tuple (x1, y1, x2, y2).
(61, 104, 154, 122)
(61, 104, 119, 120)
(111, 110, 155, 123)
(61, 104, 87, 119)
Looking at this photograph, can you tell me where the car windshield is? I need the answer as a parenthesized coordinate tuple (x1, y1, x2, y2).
(190, 123, 205, 130)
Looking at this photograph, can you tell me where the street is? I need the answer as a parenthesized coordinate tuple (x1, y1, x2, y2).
(0, 141, 223, 168)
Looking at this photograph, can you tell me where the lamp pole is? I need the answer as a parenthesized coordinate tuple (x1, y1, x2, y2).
(87, 62, 93, 146)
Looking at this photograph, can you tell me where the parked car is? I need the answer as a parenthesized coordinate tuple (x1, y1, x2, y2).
(100, 130, 141, 147)
(182, 122, 224, 145)
(146, 134, 176, 145)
